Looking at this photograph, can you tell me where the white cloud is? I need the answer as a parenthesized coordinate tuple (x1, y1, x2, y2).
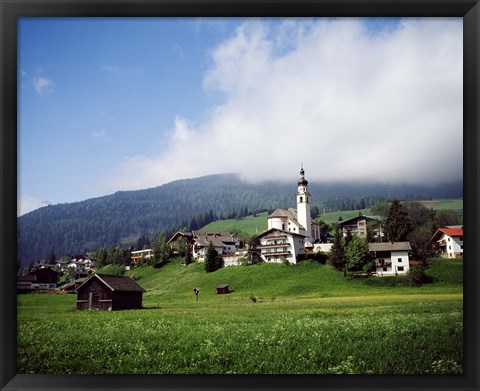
(106, 18, 463, 191)
(18, 195, 49, 216)
(101, 65, 123, 73)
(92, 129, 109, 140)
(33, 76, 54, 95)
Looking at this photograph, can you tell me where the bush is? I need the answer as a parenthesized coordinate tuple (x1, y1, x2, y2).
(407, 265, 429, 286)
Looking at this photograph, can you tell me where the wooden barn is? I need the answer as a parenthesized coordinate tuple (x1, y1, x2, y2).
(75, 274, 145, 311)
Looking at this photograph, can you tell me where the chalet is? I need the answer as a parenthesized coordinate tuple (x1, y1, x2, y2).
(167, 231, 194, 247)
(431, 226, 463, 258)
(368, 242, 411, 276)
(75, 274, 145, 311)
(191, 231, 239, 261)
(339, 215, 383, 240)
(254, 228, 306, 264)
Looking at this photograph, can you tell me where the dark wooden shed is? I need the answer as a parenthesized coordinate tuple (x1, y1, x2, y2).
(216, 284, 230, 294)
(75, 274, 145, 311)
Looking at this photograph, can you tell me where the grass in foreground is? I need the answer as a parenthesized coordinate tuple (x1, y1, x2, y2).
(17, 259, 463, 375)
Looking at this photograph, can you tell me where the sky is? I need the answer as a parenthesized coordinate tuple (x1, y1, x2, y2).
(18, 17, 463, 216)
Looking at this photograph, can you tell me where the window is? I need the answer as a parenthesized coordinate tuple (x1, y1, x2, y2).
(398, 266, 404, 272)
(448, 237, 451, 242)
(398, 258, 402, 263)
(300, 197, 303, 203)
(449, 246, 451, 250)
(383, 267, 388, 272)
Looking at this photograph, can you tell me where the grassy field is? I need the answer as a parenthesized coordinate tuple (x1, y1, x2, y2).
(201, 212, 269, 234)
(200, 199, 462, 235)
(17, 259, 463, 375)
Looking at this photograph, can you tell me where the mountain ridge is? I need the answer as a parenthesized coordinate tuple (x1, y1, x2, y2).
(17, 173, 462, 266)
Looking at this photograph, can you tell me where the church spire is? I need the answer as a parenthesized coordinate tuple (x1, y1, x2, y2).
(298, 163, 308, 186)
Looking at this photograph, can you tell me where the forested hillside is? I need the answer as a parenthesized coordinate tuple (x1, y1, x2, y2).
(17, 173, 462, 266)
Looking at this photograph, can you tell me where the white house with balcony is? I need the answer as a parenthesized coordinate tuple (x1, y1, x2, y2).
(431, 226, 463, 258)
(255, 228, 306, 264)
(368, 242, 411, 276)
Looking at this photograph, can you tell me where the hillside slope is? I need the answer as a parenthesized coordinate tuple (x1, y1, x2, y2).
(98, 258, 463, 305)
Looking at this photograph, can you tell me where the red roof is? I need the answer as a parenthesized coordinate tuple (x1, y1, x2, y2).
(438, 228, 463, 237)
(432, 227, 463, 241)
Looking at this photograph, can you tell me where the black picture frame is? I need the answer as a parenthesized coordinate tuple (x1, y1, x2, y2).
(1, 1, 478, 390)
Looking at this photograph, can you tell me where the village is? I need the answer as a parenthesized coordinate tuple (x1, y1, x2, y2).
(16, 166, 463, 312)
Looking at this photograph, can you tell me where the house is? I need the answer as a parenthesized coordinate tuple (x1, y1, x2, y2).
(431, 226, 463, 258)
(131, 248, 154, 264)
(339, 215, 383, 240)
(75, 273, 145, 311)
(17, 268, 58, 293)
(254, 228, 307, 265)
(167, 231, 194, 247)
(16, 274, 37, 293)
(267, 165, 320, 246)
(191, 231, 240, 261)
(368, 242, 412, 276)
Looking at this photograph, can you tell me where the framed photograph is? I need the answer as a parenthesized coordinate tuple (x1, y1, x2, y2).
(1, 1, 478, 390)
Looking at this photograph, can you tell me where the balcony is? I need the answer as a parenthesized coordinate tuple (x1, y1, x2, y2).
(262, 250, 291, 256)
(258, 242, 289, 248)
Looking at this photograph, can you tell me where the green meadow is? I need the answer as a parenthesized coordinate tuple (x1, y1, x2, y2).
(17, 259, 463, 375)
(201, 199, 463, 234)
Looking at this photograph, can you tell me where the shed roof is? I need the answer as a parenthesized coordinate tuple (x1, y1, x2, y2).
(368, 242, 411, 252)
(75, 274, 145, 293)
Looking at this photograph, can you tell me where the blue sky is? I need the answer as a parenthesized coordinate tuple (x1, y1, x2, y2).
(18, 17, 462, 215)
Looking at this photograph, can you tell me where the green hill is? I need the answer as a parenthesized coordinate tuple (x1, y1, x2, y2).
(200, 198, 463, 235)
(98, 258, 463, 306)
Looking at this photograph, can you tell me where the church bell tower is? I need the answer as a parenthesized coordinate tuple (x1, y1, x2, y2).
(296, 164, 312, 242)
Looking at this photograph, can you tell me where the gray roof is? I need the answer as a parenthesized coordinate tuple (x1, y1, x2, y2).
(75, 274, 145, 293)
(339, 215, 383, 226)
(368, 242, 411, 252)
(268, 208, 305, 230)
(192, 231, 238, 248)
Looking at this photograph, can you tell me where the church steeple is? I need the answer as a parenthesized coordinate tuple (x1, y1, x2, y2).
(298, 163, 308, 186)
(296, 164, 312, 242)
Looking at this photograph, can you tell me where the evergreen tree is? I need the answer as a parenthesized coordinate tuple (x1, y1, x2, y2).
(47, 249, 56, 264)
(384, 199, 414, 242)
(204, 242, 223, 272)
(407, 226, 436, 266)
(96, 247, 108, 268)
(184, 246, 193, 265)
(328, 228, 345, 271)
(152, 234, 169, 267)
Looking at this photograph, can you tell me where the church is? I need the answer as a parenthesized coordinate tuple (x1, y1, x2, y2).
(255, 166, 321, 264)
